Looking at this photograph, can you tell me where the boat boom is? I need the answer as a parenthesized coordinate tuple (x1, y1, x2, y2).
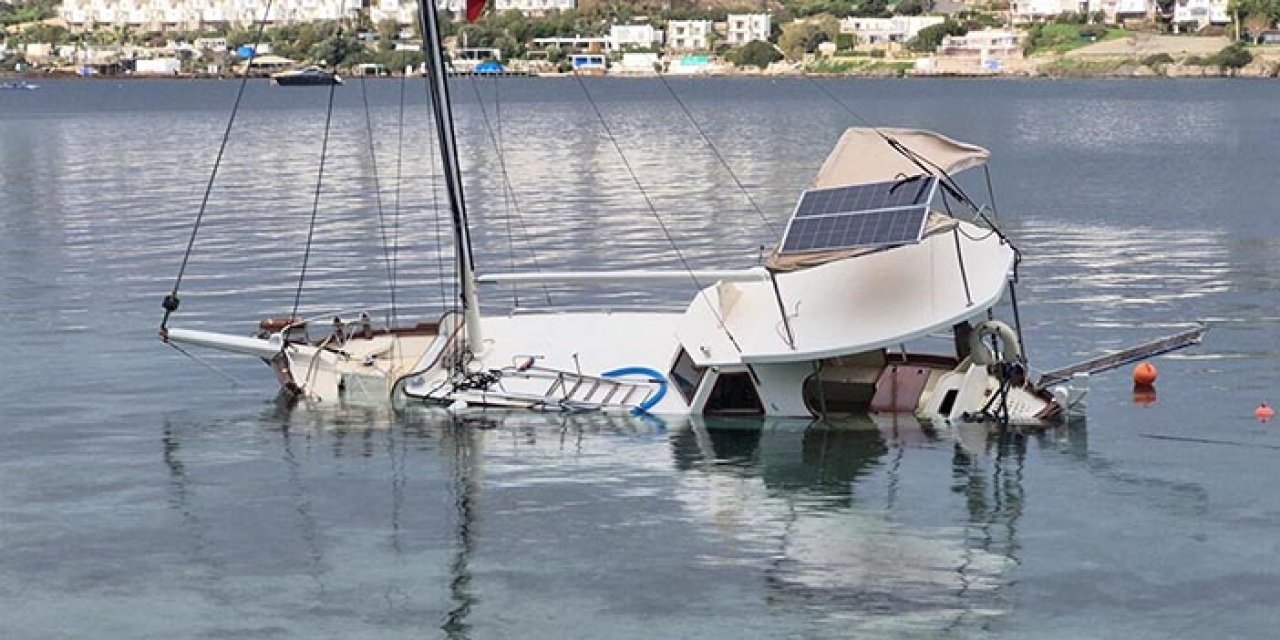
(163, 328, 282, 359)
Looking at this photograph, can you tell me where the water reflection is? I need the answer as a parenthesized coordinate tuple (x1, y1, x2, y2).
(156, 405, 1090, 637)
(667, 416, 1089, 633)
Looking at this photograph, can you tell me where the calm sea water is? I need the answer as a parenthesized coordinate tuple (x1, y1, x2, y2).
(2, 76, 1279, 638)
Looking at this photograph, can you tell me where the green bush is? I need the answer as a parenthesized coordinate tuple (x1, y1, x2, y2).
(906, 19, 966, 52)
(726, 39, 783, 68)
(1207, 43, 1252, 70)
(1078, 24, 1108, 39)
(1141, 53, 1174, 67)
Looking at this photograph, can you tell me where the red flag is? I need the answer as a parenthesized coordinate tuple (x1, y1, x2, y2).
(466, 0, 486, 22)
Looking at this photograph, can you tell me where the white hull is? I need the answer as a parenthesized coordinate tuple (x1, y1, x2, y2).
(165, 234, 1064, 425)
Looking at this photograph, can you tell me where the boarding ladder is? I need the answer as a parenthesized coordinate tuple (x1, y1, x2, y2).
(459, 366, 659, 413)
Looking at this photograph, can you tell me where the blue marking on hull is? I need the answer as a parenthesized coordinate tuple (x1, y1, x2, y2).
(602, 366, 668, 415)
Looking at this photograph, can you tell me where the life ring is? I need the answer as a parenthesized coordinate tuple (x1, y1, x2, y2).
(968, 320, 1022, 366)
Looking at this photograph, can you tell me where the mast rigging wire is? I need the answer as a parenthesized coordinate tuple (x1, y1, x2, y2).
(464, 76, 553, 308)
(160, 0, 275, 332)
(290, 80, 340, 320)
(423, 76, 456, 317)
(657, 75, 780, 241)
(573, 75, 744, 354)
(358, 72, 399, 326)
(392, 67, 408, 321)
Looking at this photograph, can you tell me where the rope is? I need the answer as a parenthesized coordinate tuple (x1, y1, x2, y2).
(160, 0, 274, 332)
(573, 74, 744, 354)
(290, 80, 340, 320)
(392, 67, 408, 319)
(658, 75, 779, 241)
(165, 341, 244, 387)
(973, 361, 1019, 427)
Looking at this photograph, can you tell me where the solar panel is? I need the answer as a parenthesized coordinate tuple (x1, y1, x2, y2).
(781, 208, 929, 254)
(779, 176, 937, 255)
(793, 176, 936, 219)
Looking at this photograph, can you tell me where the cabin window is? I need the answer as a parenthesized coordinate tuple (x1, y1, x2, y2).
(668, 349, 706, 404)
(703, 373, 764, 416)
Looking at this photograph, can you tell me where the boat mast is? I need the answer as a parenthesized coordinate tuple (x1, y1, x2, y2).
(417, 0, 482, 352)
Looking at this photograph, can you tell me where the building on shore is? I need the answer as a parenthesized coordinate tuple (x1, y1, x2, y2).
(1010, 0, 1087, 24)
(610, 24, 664, 51)
(57, 0, 469, 32)
(937, 28, 1023, 57)
(491, 0, 576, 17)
(667, 20, 713, 52)
(1171, 0, 1229, 30)
(1096, 0, 1156, 26)
(840, 15, 945, 53)
(725, 14, 771, 46)
(531, 36, 610, 54)
(921, 28, 1028, 74)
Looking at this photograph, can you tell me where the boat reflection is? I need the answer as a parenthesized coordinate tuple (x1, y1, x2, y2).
(670, 413, 1087, 632)
(159, 406, 1086, 637)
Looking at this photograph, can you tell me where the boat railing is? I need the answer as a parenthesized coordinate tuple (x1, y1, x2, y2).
(504, 304, 691, 316)
(273, 305, 442, 344)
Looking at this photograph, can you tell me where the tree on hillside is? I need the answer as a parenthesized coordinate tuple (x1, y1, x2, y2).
(894, 0, 934, 16)
(1209, 42, 1253, 72)
(852, 0, 893, 18)
(726, 39, 783, 67)
(376, 18, 399, 52)
(778, 14, 840, 59)
(310, 30, 363, 67)
(1230, 0, 1280, 40)
(10, 21, 66, 45)
(0, 0, 58, 27)
(906, 19, 965, 53)
(787, 0, 852, 18)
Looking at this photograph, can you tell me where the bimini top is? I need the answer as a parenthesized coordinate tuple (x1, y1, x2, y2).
(812, 127, 990, 189)
(767, 127, 989, 272)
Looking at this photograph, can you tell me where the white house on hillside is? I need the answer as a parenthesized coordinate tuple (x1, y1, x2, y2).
(937, 29, 1023, 55)
(60, 0, 363, 31)
(491, 0, 575, 17)
(1010, 0, 1087, 22)
(1172, 0, 1229, 29)
(1097, 0, 1154, 23)
(60, 0, 483, 31)
(726, 13, 771, 45)
(667, 20, 713, 51)
(840, 16, 945, 47)
(610, 24, 664, 51)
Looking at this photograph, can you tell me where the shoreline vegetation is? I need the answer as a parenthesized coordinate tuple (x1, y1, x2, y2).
(7, 64, 1279, 79)
(5, 3, 1280, 81)
(10, 46, 1280, 81)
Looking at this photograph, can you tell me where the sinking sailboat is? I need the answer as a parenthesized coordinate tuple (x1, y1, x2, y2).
(160, 5, 1073, 426)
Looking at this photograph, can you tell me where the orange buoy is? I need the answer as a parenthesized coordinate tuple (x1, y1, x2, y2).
(1133, 362, 1158, 386)
(1256, 402, 1275, 423)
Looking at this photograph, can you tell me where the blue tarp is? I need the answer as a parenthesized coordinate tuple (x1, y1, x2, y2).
(474, 61, 504, 74)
